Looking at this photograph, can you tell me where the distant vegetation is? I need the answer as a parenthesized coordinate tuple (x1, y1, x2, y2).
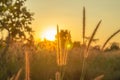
(0, 40, 120, 80)
(0, 0, 120, 80)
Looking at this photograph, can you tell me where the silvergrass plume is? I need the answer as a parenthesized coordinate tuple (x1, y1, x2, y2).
(57, 25, 68, 66)
(14, 68, 22, 80)
(57, 25, 60, 65)
(101, 29, 120, 51)
(83, 7, 86, 44)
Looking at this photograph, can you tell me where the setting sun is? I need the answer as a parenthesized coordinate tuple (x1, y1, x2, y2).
(40, 27, 57, 41)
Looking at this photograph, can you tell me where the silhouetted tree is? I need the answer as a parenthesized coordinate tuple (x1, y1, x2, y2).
(0, 0, 33, 79)
(110, 42, 119, 50)
(73, 41, 81, 48)
(0, 0, 34, 57)
(93, 45, 100, 50)
(59, 30, 72, 50)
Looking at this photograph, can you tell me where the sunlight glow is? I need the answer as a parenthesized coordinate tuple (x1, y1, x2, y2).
(66, 43, 72, 49)
(41, 27, 57, 41)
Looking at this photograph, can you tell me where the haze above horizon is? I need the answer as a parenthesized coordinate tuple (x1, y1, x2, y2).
(26, 0, 120, 46)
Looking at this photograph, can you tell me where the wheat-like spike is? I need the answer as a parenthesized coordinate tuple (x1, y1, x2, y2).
(101, 29, 120, 51)
(57, 25, 61, 65)
(83, 7, 86, 44)
(14, 68, 22, 80)
(86, 20, 102, 57)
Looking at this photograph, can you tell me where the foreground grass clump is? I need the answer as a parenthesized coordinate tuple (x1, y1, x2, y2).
(0, 41, 120, 80)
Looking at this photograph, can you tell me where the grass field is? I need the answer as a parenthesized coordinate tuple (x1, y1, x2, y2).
(0, 41, 120, 80)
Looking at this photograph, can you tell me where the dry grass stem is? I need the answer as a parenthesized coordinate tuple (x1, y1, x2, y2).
(25, 51, 30, 80)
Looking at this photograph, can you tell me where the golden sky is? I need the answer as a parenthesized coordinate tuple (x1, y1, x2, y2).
(26, 0, 120, 46)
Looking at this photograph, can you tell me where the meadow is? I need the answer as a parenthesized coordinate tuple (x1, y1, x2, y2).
(0, 40, 120, 80)
(0, 0, 120, 80)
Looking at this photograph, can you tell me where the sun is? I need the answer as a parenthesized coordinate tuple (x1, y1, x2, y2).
(41, 28, 57, 41)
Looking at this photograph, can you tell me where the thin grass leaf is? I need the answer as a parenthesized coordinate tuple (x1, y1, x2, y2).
(101, 29, 120, 51)
(86, 20, 102, 57)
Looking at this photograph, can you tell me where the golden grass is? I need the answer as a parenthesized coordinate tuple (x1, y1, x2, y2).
(56, 25, 69, 80)
(57, 25, 68, 66)
(57, 25, 61, 65)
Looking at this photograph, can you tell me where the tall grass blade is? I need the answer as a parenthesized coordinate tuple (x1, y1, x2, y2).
(101, 29, 120, 50)
(86, 20, 102, 57)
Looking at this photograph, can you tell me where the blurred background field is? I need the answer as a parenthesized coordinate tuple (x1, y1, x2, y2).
(0, 40, 120, 80)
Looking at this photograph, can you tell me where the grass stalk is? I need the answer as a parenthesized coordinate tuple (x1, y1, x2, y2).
(25, 51, 30, 80)
(80, 20, 101, 80)
(80, 7, 102, 80)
